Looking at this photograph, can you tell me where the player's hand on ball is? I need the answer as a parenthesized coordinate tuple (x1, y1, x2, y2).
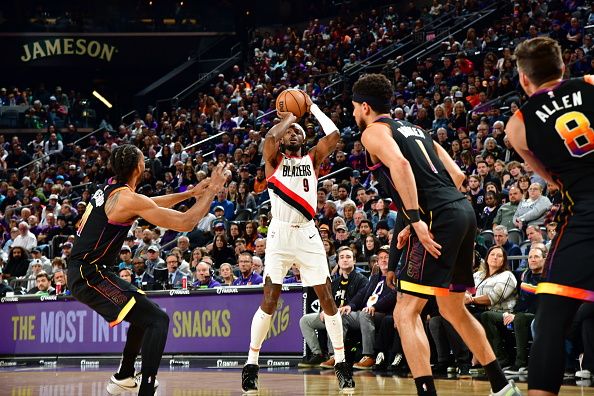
(298, 90, 313, 113)
(276, 111, 297, 124)
(411, 220, 441, 259)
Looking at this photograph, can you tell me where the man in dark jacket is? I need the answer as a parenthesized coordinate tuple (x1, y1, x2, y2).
(298, 246, 368, 367)
(341, 245, 396, 370)
(493, 225, 523, 270)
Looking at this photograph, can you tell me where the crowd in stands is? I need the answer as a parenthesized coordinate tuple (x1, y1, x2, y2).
(1, 0, 594, 384)
(0, 84, 98, 129)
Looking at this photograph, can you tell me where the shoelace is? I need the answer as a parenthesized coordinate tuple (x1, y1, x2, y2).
(391, 353, 402, 366)
(375, 352, 384, 365)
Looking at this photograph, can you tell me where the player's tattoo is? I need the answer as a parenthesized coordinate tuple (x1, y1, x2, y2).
(105, 191, 121, 216)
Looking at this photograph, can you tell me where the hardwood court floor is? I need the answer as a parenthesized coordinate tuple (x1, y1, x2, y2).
(0, 367, 590, 395)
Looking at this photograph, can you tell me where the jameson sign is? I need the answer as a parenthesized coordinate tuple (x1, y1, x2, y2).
(0, 287, 304, 355)
(0, 33, 230, 68)
(20, 38, 117, 63)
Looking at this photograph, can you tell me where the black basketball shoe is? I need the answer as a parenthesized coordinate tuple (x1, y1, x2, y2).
(334, 361, 355, 391)
(241, 364, 259, 393)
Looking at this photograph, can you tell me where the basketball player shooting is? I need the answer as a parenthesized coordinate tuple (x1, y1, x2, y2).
(241, 90, 355, 393)
(67, 145, 228, 396)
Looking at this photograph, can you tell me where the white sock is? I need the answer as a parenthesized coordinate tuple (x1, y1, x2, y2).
(324, 312, 345, 364)
(247, 307, 272, 365)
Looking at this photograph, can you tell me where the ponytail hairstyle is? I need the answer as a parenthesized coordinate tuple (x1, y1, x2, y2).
(109, 144, 142, 183)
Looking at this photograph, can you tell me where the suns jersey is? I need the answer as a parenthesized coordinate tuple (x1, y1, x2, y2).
(267, 153, 318, 223)
(70, 182, 133, 271)
(520, 75, 594, 202)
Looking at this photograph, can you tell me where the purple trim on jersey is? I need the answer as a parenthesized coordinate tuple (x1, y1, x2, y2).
(531, 80, 566, 96)
(368, 162, 383, 170)
(108, 219, 134, 227)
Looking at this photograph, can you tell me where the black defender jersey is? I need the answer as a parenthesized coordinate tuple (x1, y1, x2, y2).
(365, 118, 465, 218)
(519, 76, 594, 202)
(69, 182, 133, 271)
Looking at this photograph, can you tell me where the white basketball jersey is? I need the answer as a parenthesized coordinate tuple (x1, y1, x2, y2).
(267, 153, 318, 223)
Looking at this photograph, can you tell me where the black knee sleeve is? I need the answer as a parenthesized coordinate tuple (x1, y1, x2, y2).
(125, 295, 170, 378)
(528, 294, 581, 393)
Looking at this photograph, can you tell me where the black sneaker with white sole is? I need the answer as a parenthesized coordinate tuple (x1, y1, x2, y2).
(334, 361, 355, 391)
(242, 364, 259, 393)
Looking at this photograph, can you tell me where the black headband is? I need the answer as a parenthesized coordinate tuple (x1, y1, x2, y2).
(352, 92, 390, 110)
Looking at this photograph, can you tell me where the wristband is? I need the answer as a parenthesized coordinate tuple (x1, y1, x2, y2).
(404, 209, 421, 223)
(310, 104, 338, 136)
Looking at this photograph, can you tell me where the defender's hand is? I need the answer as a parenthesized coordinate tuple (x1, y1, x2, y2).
(397, 225, 411, 249)
(209, 163, 230, 192)
(411, 220, 441, 259)
(188, 178, 212, 199)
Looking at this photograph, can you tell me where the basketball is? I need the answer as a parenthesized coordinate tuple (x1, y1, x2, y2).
(276, 89, 308, 118)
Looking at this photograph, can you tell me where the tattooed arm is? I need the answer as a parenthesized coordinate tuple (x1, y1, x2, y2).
(105, 164, 228, 232)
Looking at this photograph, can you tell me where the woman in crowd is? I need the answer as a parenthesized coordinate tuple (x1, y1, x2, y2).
(159, 144, 173, 173)
(243, 220, 260, 252)
(190, 247, 207, 272)
(218, 262, 237, 286)
(432, 104, 449, 132)
(362, 235, 381, 262)
(492, 160, 510, 188)
(450, 140, 462, 164)
(450, 101, 467, 131)
(460, 150, 476, 175)
(227, 181, 238, 205)
(465, 245, 517, 366)
(235, 182, 257, 213)
(343, 202, 357, 232)
(372, 198, 397, 230)
(482, 137, 502, 160)
(210, 234, 236, 268)
(323, 238, 337, 272)
(516, 175, 531, 198)
(227, 222, 242, 246)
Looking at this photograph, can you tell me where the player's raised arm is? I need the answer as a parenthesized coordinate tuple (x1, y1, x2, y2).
(263, 111, 297, 164)
(302, 92, 340, 166)
(108, 163, 228, 232)
(150, 178, 212, 208)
